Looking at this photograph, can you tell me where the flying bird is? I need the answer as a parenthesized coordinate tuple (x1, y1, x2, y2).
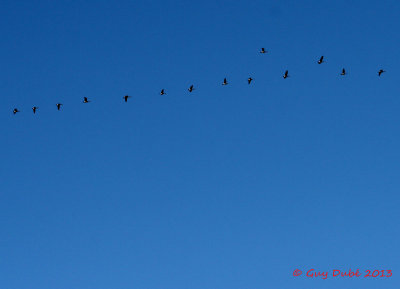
(260, 48, 267, 54)
(248, 77, 253, 84)
(378, 69, 385, 76)
(318, 56, 324, 64)
(222, 78, 228, 85)
(188, 85, 194, 92)
(340, 68, 346, 76)
(83, 97, 90, 103)
(13, 108, 19, 115)
(123, 95, 131, 102)
(283, 70, 289, 79)
(56, 103, 63, 110)
(160, 89, 166, 95)
(32, 106, 38, 114)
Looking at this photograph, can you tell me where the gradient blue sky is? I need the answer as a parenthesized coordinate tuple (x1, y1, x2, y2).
(1, 0, 399, 288)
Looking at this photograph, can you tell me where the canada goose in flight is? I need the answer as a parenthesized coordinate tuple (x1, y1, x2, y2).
(222, 78, 228, 85)
(188, 85, 194, 92)
(318, 56, 324, 64)
(283, 70, 289, 79)
(340, 68, 346, 76)
(123, 95, 131, 102)
(13, 108, 19, 115)
(32, 106, 38, 114)
(160, 89, 166, 95)
(248, 77, 253, 84)
(378, 69, 385, 76)
(260, 48, 267, 53)
(56, 103, 63, 110)
(83, 97, 90, 103)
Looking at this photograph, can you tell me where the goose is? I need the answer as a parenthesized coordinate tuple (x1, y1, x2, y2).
(283, 70, 289, 79)
(123, 95, 131, 102)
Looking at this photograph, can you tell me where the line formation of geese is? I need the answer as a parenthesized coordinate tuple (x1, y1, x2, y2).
(11, 49, 387, 115)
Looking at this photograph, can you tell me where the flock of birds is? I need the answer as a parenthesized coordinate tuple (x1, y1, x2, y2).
(11, 48, 387, 115)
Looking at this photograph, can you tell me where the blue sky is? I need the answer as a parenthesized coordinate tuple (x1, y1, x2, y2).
(1, 0, 399, 288)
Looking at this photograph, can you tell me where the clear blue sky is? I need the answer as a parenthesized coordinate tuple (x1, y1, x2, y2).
(1, 0, 399, 288)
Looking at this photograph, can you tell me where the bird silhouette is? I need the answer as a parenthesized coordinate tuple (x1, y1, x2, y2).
(32, 106, 38, 114)
(283, 70, 289, 79)
(318, 56, 324, 64)
(13, 108, 19, 115)
(160, 89, 166, 95)
(378, 69, 385, 76)
(188, 85, 194, 92)
(123, 95, 131, 102)
(248, 77, 253, 84)
(222, 78, 228, 85)
(341, 68, 346, 76)
(260, 48, 267, 54)
(83, 97, 90, 103)
(56, 103, 63, 110)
